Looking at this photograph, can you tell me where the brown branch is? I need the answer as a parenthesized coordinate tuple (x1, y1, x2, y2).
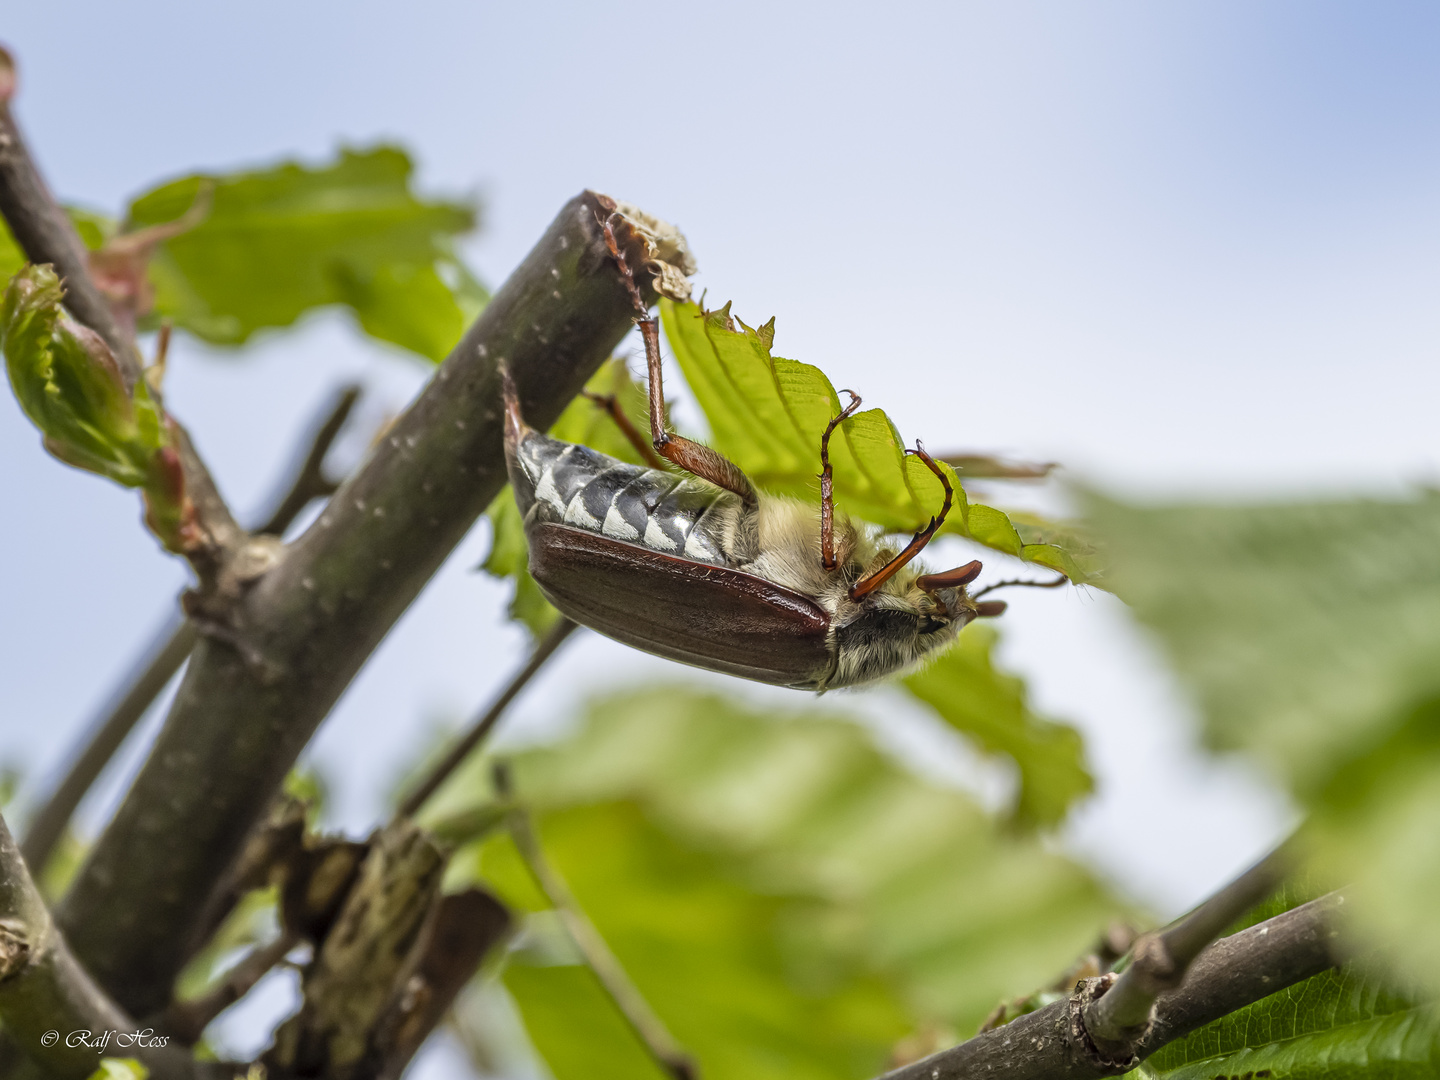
(160, 930, 300, 1045)
(1081, 844, 1289, 1056)
(0, 812, 203, 1080)
(368, 889, 512, 1080)
(396, 617, 578, 819)
(253, 384, 361, 537)
(55, 194, 687, 1019)
(266, 821, 445, 1080)
(879, 892, 1344, 1080)
(0, 46, 138, 382)
(0, 48, 243, 581)
(19, 385, 364, 875)
(19, 617, 197, 875)
(498, 764, 696, 1080)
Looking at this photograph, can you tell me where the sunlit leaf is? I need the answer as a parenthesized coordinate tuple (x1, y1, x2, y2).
(903, 623, 1092, 828)
(1091, 490, 1440, 991)
(126, 146, 483, 360)
(661, 299, 1100, 583)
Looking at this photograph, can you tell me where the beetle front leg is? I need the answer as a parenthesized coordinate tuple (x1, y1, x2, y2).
(849, 443, 954, 600)
(600, 214, 757, 506)
(819, 390, 862, 569)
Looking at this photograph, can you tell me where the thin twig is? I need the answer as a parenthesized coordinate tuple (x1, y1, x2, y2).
(496, 764, 696, 1080)
(0, 48, 242, 579)
(20, 618, 198, 873)
(253, 384, 361, 537)
(397, 618, 578, 820)
(0, 47, 138, 381)
(972, 571, 1070, 599)
(160, 931, 300, 1045)
(1081, 843, 1290, 1053)
(19, 386, 364, 874)
(880, 890, 1344, 1080)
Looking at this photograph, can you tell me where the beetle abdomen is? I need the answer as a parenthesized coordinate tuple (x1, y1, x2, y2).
(508, 430, 738, 565)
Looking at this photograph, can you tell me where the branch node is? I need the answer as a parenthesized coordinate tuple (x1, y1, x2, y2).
(1069, 974, 1140, 1072)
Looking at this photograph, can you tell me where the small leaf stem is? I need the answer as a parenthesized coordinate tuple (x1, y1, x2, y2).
(496, 763, 696, 1080)
(396, 617, 578, 819)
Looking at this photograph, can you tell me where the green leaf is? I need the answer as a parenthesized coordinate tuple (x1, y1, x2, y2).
(482, 360, 657, 637)
(503, 802, 911, 1080)
(660, 299, 1100, 583)
(127, 146, 483, 361)
(1090, 490, 1440, 990)
(2, 264, 167, 486)
(903, 623, 1093, 828)
(87, 1061, 148, 1080)
(428, 687, 1126, 1079)
(1135, 968, 1438, 1079)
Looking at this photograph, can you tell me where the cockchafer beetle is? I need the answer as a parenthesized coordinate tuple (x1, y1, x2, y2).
(502, 215, 1062, 691)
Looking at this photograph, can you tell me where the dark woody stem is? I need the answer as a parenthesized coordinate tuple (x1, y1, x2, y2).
(55, 193, 677, 1018)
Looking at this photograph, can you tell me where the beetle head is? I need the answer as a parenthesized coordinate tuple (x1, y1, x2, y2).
(829, 559, 988, 687)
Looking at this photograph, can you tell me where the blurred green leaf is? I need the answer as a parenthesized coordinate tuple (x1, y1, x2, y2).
(482, 359, 657, 638)
(661, 299, 1101, 583)
(428, 688, 1126, 1078)
(173, 885, 280, 1003)
(504, 802, 910, 1080)
(903, 623, 1092, 828)
(126, 146, 483, 361)
(0, 207, 114, 288)
(1091, 490, 1440, 991)
(87, 1061, 148, 1080)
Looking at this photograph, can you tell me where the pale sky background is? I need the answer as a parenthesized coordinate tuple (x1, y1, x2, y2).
(3, 1, 1439, 1070)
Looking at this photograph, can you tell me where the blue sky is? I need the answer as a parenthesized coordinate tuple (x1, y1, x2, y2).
(3, 6, 1438, 1053)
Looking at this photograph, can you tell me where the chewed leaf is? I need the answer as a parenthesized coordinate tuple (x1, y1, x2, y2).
(661, 299, 1099, 584)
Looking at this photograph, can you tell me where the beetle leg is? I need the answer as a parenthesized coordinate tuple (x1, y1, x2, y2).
(819, 390, 862, 569)
(599, 213, 757, 506)
(849, 442, 954, 600)
(971, 570, 1070, 599)
(580, 390, 667, 470)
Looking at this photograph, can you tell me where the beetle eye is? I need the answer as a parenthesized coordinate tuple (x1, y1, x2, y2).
(919, 615, 948, 634)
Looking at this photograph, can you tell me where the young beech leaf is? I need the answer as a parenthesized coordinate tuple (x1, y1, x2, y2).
(903, 623, 1093, 829)
(1091, 489, 1440, 992)
(424, 687, 1127, 1078)
(1, 265, 192, 549)
(660, 298, 1100, 584)
(125, 146, 483, 360)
